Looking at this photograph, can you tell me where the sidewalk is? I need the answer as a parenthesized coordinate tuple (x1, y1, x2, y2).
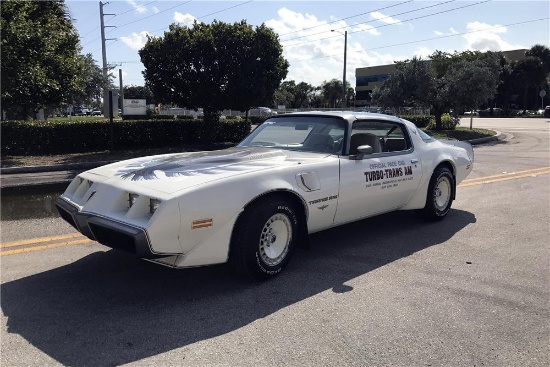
(0, 133, 503, 190)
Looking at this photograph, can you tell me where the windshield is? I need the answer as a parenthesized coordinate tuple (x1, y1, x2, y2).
(238, 116, 347, 155)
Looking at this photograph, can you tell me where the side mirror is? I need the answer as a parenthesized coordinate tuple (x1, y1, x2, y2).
(350, 145, 373, 160)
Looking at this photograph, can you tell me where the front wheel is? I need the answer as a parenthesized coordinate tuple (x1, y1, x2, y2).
(230, 196, 299, 280)
(420, 166, 454, 221)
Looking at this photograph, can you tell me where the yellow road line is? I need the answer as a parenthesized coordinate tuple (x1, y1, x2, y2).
(2, 166, 549, 257)
(0, 233, 85, 248)
(460, 166, 550, 184)
(0, 239, 92, 256)
(459, 169, 550, 188)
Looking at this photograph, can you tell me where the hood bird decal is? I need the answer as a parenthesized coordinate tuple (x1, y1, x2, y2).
(116, 148, 287, 181)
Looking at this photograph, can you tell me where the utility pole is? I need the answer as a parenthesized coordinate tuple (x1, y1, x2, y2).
(119, 68, 124, 115)
(331, 30, 348, 108)
(99, 1, 116, 116)
(343, 30, 347, 109)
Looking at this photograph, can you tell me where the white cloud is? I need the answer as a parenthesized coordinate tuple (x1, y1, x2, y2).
(263, 7, 395, 86)
(120, 31, 150, 50)
(174, 12, 197, 25)
(152, 6, 159, 14)
(434, 27, 461, 37)
(463, 21, 525, 51)
(413, 47, 434, 59)
(127, 0, 147, 14)
(370, 11, 402, 25)
(353, 24, 381, 36)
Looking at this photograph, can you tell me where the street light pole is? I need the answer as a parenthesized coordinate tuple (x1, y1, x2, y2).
(332, 30, 347, 108)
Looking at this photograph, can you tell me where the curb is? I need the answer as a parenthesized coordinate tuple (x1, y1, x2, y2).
(1, 160, 114, 175)
(466, 130, 506, 145)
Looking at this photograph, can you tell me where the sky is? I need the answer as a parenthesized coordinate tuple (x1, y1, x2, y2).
(66, 0, 550, 89)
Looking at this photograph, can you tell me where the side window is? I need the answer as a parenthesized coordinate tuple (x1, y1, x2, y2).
(349, 120, 410, 155)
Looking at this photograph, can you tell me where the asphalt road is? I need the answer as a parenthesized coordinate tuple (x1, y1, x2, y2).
(1, 117, 549, 366)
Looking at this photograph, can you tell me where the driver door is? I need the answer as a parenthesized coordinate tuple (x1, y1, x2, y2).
(334, 119, 423, 224)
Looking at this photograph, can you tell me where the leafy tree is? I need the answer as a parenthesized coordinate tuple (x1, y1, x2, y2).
(1, 0, 85, 119)
(494, 45, 550, 112)
(294, 82, 316, 108)
(372, 51, 501, 129)
(515, 45, 550, 111)
(123, 85, 155, 104)
(73, 54, 110, 108)
(273, 81, 295, 108)
(140, 20, 288, 124)
(371, 57, 433, 110)
(320, 79, 349, 108)
(273, 80, 315, 108)
(526, 44, 550, 75)
(509, 57, 547, 112)
(445, 55, 501, 126)
(345, 85, 356, 107)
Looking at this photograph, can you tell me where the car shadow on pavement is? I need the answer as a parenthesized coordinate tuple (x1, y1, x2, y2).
(1, 209, 476, 366)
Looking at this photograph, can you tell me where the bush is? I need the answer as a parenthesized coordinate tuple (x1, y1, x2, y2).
(1, 118, 251, 155)
(248, 116, 270, 125)
(437, 113, 460, 130)
(398, 113, 459, 130)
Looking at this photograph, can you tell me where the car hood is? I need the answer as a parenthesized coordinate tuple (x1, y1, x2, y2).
(85, 147, 329, 194)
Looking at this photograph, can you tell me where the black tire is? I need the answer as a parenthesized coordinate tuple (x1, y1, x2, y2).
(420, 166, 454, 221)
(230, 196, 299, 281)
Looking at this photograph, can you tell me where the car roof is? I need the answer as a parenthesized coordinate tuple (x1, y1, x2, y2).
(270, 110, 415, 130)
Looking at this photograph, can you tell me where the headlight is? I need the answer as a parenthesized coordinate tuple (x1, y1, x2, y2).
(149, 199, 161, 215)
(128, 193, 139, 208)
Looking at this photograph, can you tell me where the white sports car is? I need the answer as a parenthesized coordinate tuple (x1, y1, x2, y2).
(56, 111, 474, 280)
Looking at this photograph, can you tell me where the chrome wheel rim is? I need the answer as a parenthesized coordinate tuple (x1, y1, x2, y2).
(259, 213, 292, 266)
(434, 176, 451, 211)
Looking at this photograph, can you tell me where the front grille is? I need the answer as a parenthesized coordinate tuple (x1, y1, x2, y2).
(88, 222, 137, 254)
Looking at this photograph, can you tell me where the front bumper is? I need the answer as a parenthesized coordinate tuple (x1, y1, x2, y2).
(55, 197, 165, 259)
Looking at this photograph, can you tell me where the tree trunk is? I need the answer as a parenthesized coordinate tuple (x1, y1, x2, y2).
(433, 108, 443, 130)
(523, 87, 529, 115)
(201, 108, 221, 143)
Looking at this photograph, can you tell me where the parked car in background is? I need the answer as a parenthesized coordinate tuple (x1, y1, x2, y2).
(248, 107, 277, 117)
(71, 106, 84, 116)
(55, 111, 474, 280)
(91, 109, 102, 116)
(544, 106, 550, 118)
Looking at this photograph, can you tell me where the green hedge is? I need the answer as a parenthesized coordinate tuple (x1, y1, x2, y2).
(398, 113, 459, 130)
(1, 118, 251, 155)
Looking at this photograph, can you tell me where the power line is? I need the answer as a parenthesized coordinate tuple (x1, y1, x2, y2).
(279, 0, 415, 40)
(114, 1, 193, 29)
(286, 17, 549, 64)
(283, 0, 489, 49)
(149, 0, 254, 33)
(280, 0, 456, 43)
(112, 0, 158, 18)
(81, 0, 188, 47)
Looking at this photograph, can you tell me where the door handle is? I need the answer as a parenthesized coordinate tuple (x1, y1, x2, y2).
(411, 159, 419, 163)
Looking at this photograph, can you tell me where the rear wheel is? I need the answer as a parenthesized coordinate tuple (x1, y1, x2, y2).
(420, 166, 454, 221)
(231, 196, 298, 280)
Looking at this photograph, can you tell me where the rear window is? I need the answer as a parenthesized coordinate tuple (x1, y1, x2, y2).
(417, 128, 435, 142)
